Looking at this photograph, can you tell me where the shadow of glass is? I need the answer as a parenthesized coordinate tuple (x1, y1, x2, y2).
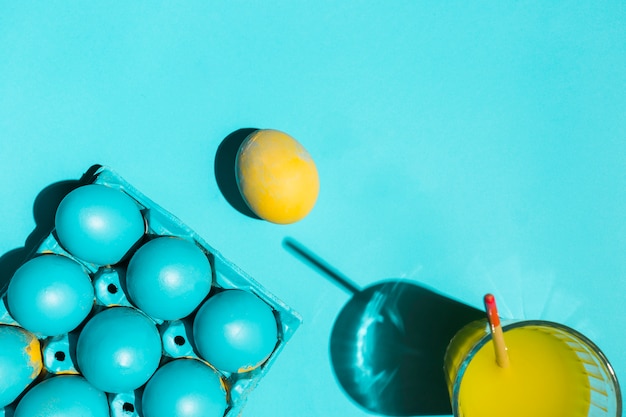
(0, 164, 102, 292)
(331, 280, 484, 416)
(214, 128, 261, 219)
(283, 238, 485, 416)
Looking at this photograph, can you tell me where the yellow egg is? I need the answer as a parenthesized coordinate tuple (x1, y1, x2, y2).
(235, 129, 319, 224)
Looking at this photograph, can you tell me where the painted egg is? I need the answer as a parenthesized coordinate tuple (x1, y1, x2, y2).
(0, 325, 43, 408)
(76, 306, 162, 393)
(126, 236, 212, 321)
(7, 254, 94, 336)
(13, 375, 108, 417)
(235, 129, 319, 224)
(142, 358, 228, 417)
(193, 290, 278, 373)
(55, 184, 145, 265)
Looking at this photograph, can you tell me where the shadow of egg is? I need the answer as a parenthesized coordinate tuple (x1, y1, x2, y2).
(214, 128, 260, 219)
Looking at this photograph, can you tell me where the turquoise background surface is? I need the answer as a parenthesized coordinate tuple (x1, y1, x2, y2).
(1, 2, 625, 416)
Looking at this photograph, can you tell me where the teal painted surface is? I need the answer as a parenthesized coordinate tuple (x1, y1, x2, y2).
(8, 254, 94, 336)
(126, 236, 213, 321)
(142, 358, 227, 417)
(55, 184, 146, 265)
(13, 375, 109, 417)
(76, 306, 162, 394)
(193, 289, 279, 374)
(0, 325, 41, 408)
(0, 2, 625, 416)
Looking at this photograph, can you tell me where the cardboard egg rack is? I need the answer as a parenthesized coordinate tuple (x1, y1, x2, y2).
(0, 165, 302, 416)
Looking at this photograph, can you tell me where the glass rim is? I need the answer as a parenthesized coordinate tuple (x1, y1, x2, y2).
(451, 319, 622, 417)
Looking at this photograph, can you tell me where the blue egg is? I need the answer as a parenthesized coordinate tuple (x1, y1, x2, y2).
(13, 375, 109, 417)
(126, 236, 213, 321)
(55, 184, 145, 265)
(0, 325, 43, 408)
(142, 358, 228, 417)
(7, 254, 94, 336)
(76, 306, 162, 393)
(193, 290, 278, 373)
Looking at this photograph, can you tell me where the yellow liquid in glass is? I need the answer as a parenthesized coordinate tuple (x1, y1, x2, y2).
(458, 326, 591, 417)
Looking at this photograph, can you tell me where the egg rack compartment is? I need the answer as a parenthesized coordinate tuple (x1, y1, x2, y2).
(0, 165, 302, 417)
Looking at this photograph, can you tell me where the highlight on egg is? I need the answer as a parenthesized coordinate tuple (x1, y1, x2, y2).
(141, 358, 228, 417)
(76, 306, 162, 393)
(125, 236, 213, 321)
(54, 184, 146, 265)
(7, 254, 95, 337)
(235, 129, 319, 224)
(192, 289, 278, 374)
